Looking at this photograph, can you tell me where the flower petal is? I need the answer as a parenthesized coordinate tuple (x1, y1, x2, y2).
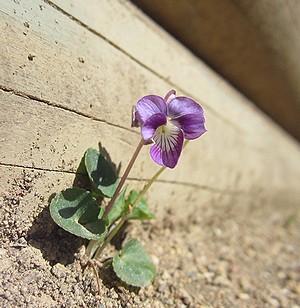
(135, 95, 167, 126)
(168, 97, 206, 139)
(164, 89, 176, 104)
(142, 113, 167, 143)
(150, 122, 184, 168)
(172, 114, 206, 139)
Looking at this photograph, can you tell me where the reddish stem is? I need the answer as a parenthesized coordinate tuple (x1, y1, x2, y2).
(102, 138, 144, 218)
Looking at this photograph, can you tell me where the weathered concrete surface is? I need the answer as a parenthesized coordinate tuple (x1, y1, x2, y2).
(1, 0, 300, 221)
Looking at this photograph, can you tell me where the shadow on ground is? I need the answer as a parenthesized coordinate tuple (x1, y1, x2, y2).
(98, 263, 141, 294)
(27, 202, 85, 266)
(27, 144, 124, 267)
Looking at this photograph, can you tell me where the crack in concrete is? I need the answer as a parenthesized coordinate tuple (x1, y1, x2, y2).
(0, 86, 136, 134)
(0, 162, 247, 195)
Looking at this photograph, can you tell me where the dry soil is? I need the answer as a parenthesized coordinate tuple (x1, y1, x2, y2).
(0, 169, 299, 307)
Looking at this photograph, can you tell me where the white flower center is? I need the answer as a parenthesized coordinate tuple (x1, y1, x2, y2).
(153, 120, 180, 152)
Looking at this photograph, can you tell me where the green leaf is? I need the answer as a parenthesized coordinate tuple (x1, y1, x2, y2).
(105, 188, 127, 226)
(50, 188, 107, 240)
(126, 190, 155, 220)
(112, 238, 156, 287)
(84, 148, 119, 198)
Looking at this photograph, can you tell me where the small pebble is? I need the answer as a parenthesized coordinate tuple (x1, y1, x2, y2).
(51, 263, 67, 279)
(267, 297, 280, 307)
(179, 287, 192, 306)
(213, 275, 230, 287)
(239, 293, 250, 300)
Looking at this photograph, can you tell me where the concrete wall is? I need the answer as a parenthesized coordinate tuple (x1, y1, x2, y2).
(1, 0, 300, 226)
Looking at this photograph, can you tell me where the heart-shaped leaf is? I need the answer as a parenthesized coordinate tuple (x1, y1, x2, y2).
(84, 148, 119, 198)
(126, 190, 155, 220)
(112, 238, 156, 287)
(50, 188, 107, 240)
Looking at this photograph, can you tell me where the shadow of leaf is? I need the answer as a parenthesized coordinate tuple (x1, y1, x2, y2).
(27, 206, 84, 265)
(98, 263, 141, 294)
(27, 143, 120, 266)
(98, 142, 121, 178)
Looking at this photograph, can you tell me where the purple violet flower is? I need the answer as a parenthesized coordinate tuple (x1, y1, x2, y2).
(133, 90, 206, 168)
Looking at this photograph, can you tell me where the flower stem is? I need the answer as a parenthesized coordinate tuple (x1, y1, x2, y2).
(86, 239, 102, 259)
(94, 165, 166, 260)
(102, 138, 144, 219)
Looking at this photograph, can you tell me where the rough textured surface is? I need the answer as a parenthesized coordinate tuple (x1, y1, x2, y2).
(0, 168, 299, 307)
(1, 0, 300, 307)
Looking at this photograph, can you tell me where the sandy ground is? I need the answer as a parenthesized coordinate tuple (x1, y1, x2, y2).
(0, 169, 299, 307)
